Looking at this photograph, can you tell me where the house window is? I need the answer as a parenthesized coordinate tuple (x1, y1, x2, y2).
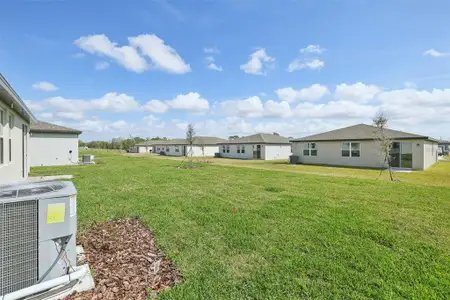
(226, 145, 230, 153)
(342, 142, 360, 157)
(222, 145, 226, 153)
(237, 145, 241, 153)
(175, 145, 180, 152)
(9, 139, 11, 162)
(0, 138, 3, 164)
(303, 143, 317, 156)
(166, 147, 170, 152)
(0, 109, 4, 135)
(241, 145, 245, 154)
(9, 114, 13, 130)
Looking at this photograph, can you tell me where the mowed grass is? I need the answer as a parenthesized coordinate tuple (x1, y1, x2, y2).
(31, 151, 450, 299)
(140, 153, 450, 187)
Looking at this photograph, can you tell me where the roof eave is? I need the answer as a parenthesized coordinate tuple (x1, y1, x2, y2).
(31, 129, 82, 135)
(0, 73, 37, 124)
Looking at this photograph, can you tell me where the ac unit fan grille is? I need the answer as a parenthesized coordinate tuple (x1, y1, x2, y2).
(0, 200, 39, 295)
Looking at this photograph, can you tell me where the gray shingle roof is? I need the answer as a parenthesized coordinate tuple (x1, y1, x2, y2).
(217, 133, 291, 145)
(291, 124, 434, 142)
(136, 136, 226, 146)
(30, 121, 82, 134)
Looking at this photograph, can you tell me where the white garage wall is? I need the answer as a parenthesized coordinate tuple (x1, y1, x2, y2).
(137, 146, 153, 153)
(158, 145, 219, 157)
(264, 145, 291, 160)
(0, 101, 30, 183)
(30, 132, 79, 167)
(189, 145, 219, 156)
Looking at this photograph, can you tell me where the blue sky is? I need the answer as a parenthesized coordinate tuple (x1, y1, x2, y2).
(1, 0, 450, 141)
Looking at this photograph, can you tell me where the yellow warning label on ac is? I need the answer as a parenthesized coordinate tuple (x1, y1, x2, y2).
(47, 203, 65, 224)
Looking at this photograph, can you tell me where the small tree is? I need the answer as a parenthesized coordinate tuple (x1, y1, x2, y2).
(273, 132, 280, 136)
(185, 124, 195, 164)
(373, 112, 394, 181)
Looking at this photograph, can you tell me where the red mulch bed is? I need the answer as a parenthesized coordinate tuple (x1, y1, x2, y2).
(66, 219, 182, 300)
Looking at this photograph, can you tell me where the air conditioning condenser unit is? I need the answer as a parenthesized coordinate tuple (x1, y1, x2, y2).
(0, 181, 79, 298)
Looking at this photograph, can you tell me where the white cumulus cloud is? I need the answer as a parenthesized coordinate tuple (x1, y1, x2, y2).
(221, 96, 264, 118)
(75, 34, 148, 73)
(95, 61, 110, 70)
(240, 48, 274, 75)
(335, 82, 382, 103)
(263, 100, 292, 118)
(142, 100, 169, 114)
(275, 84, 329, 103)
(32, 81, 58, 92)
(204, 47, 220, 54)
(25, 100, 46, 111)
(166, 92, 209, 111)
(129, 34, 191, 74)
(423, 49, 450, 57)
(45, 92, 140, 113)
(300, 45, 326, 54)
(288, 59, 324, 72)
(55, 112, 84, 121)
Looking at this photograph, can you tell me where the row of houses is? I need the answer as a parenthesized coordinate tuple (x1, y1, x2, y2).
(136, 124, 440, 170)
(0, 71, 442, 185)
(135, 133, 292, 161)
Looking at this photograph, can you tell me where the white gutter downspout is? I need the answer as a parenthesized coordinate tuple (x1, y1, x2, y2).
(1, 267, 87, 300)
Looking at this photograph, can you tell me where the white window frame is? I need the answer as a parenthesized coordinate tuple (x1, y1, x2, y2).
(222, 145, 226, 153)
(0, 109, 4, 136)
(175, 145, 180, 152)
(237, 145, 241, 154)
(303, 143, 317, 156)
(241, 145, 245, 154)
(341, 142, 361, 158)
(0, 109, 4, 165)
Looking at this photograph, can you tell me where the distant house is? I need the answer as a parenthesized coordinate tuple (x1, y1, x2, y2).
(290, 124, 439, 170)
(133, 142, 154, 153)
(0, 73, 37, 183)
(217, 133, 291, 160)
(30, 121, 82, 167)
(438, 140, 449, 156)
(136, 137, 227, 156)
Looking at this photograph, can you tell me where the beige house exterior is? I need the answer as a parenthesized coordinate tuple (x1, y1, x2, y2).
(0, 73, 37, 183)
(218, 133, 291, 160)
(291, 124, 438, 170)
(30, 121, 82, 167)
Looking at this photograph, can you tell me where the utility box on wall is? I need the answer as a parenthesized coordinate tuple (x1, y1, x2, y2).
(0, 181, 77, 296)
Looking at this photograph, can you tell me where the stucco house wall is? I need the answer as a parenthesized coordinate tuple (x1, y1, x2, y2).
(292, 140, 385, 168)
(219, 144, 254, 159)
(0, 100, 30, 182)
(189, 145, 219, 156)
(219, 144, 291, 160)
(264, 144, 292, 160)
(30, 132, 79, 167)
(292, 139, 437, 170)
(158, 145, 219, 157)
(423, 141, 438, 169)
(137, 145, 153, 153)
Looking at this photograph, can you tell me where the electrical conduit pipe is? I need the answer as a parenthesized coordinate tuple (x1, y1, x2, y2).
(1, 267, 87, 300)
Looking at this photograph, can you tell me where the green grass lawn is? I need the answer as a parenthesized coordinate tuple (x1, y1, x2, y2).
(31, 151, 450, 299)
(138, 153, 450, 187)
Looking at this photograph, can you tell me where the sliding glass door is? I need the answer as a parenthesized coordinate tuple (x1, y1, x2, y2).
(389, 142, 413, 168)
